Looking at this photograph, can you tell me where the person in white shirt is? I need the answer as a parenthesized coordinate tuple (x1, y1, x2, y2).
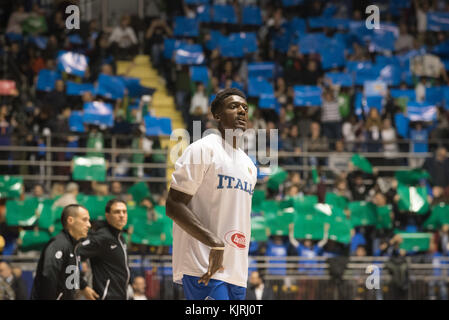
(166, 88, 257, 300)
(189, 83, 209, 116)
(108, 15, 138, 59)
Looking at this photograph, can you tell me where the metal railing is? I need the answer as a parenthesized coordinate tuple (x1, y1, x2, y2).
(0, 134, 446, 191)
(3, 254, 449, 300)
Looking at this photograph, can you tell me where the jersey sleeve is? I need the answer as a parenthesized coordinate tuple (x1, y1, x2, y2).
(170, 141, 212, 196)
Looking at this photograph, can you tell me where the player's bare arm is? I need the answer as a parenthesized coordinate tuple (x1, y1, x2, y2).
(166, 188, 225, 285)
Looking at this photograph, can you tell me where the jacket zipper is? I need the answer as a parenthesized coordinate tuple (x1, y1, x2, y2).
(117, 232, 130, 299)
(74, 243, 81, 290)
(102, 279, 110, 300)
(56, 292, 63, 300)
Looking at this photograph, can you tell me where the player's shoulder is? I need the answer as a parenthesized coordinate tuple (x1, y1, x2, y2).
(185, 133, 220, 153)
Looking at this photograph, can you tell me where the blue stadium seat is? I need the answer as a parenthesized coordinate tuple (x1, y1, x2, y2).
(427, 12, 449, 31)
(282, 0, 304, 7)
(57, 50, 89, 77)
(425, 87, 445, 105)
(173, 17, 199, 37)
(395, 113, 410, 138)
(184, 0, 209, 4)
(66, 81, 95, 96)
(219, 35, 244, 58)
(325, 72, 354, 87)
(248, 77, 273, 98)
(69, 111, 85, 133)
(407, 101, 438, 122)
(83, 101, 114, 128)
(174, 44, 205, 65)
(293, 86, 322, 107)
(242, 6, 262, 26)
(196, 4, 211, 23)
(190, 66, 209, 85)
(212, 4, 237, 24)
(96, 74, 126, 99)
(248, 62, 275, 80)
(36, 69, 61, 92)
(229, 32, 258, 54)
(144, 115, 173, 136)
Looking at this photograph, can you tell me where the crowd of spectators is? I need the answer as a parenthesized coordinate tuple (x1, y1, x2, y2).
(1, 0, 449, 299)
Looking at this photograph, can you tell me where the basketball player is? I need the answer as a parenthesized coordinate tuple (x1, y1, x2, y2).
(166, 88, 257, 300)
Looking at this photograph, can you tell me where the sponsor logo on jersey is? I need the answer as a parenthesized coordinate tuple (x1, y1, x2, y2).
(225, 230, 246, 250)
(216, 174, 254, 195)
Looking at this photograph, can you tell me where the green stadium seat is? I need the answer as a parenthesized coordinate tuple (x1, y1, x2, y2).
(19, 230, 51, 252)
(127, 181, 154, 205)
(293, 211, 325, 240)
(375, 205, 393, 230)
(251, 216, 268, 242)
(328, 215, 352, 244)
(0, 176, 23, 199)
(77, 195, 114, 221)
(72, 156, 107, 182)
(6, 198, 40, 227)
(348, 201, 377, 227)
(396, 232, 432, 252)
(325, 192, 349, 210)
(292, 194, 318, 214)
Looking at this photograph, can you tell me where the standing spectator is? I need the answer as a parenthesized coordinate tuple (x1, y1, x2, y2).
(423, 146, 449, 190)
(245, 271, 274, 300)
(409, 122, 429, 168)
(131, 276, 148, 300)
(321, 82, 342, 144)
(282, 124, 302, 167)
(364, 108, 382, 153)
(6, 4, 28, 34)
(145, 19, 172, 70)
(44, 80, 67, 115)
(0, 261, 27, 300)
(343, 114, 364, 152)
(426, 240, 448, 300)
(381, 117, 399, 172)
(108, 15, 138, 60)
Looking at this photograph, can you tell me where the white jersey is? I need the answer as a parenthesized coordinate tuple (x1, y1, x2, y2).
(170, 133, 257, 288)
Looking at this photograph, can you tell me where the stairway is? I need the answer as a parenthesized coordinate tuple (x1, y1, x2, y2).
(116, 55, 187, 189)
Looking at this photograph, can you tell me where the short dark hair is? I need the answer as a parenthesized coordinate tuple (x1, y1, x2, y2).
(61, 204, 85, 229)
(105, 199, 127, 214)
(210, 88, 246, 116)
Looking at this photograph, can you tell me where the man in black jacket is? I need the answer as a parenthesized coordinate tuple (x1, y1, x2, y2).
(78, 199, 130, 300)
(31, 204, 98, 300)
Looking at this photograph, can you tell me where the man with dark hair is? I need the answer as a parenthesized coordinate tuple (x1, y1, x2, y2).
(245, 270, 274, 300)
(31, 204, 98, 300)
(78, 199, 130, 300)
(166, 88, 257, 300)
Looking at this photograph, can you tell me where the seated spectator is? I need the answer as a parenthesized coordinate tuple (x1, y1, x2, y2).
(306, 122, 328, 167)
(395, 23, 414, 54)
(246, 270, 275, 300)
(347, 167, 379, 201)
(108, 14, 138, 60)
(131, 276, 148, 300)
(189, 83, 209, 117)
(0, 262, 27, 300)
(52, 182, 79, 208)
(328, 140, 351, 178)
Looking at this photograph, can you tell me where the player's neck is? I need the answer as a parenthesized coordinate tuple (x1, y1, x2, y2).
(218, 127, 239, 149)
